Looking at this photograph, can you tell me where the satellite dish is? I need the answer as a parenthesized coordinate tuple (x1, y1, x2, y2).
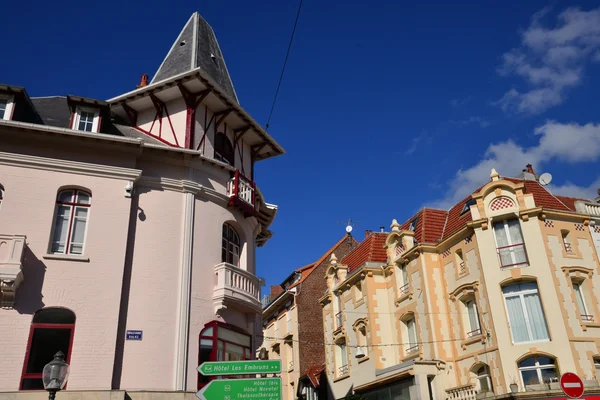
(346, 224, 353, 234)
(539, 172, 553, 186)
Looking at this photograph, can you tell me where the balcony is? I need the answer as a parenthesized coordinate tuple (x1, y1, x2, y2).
(497, 243, 529, 269)
(213, 262, 261, 314)
(575, 200, 600, 217)
(564, 242, 573, 253)
(227, 170, 258, 217)
(0, 234, 26, 308)
(582, 314, 594, 322)
(466, 328, 482, 339)
(399, 283, 410, 295)
(406, 344, 419, 355)
(459, 261, 467, 274)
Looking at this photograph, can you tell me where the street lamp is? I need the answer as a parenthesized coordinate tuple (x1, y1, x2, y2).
(42, 352, 70, 400)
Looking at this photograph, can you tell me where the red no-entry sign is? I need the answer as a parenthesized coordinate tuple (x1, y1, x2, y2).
(560, 372, 584, 398)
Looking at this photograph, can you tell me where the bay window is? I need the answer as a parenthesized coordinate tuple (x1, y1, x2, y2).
(493, 219, 528, 268)
(198, 321, 251, 389)
(502, 282, 549, 343)
(50, 189, 91, 255)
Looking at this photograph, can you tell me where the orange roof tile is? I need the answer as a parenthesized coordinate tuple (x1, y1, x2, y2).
(302, 364, 325, 387)
(554, 195, 589, 212)
(343, 232, 387, 272)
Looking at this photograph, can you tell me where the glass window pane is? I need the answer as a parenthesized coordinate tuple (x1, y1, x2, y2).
(77, 192, 90, 204)
(521, 369, 540, 385)
(26, 327, 72, 373)
(479, 376, 491, 392)
(70, 209, 88, 244)
(541, 366, 558, 383)
(507, 219, 524, 243)
(52, 205, 71, 252)
(505, 295, 529, 343)
(523, 293, 549, 341)
(519, 357, 536, 368)
(217, 327, 251, 347)
(537, 356, 554, 366)
(58, 191, 73, 202)
(493, 222, 509, 247)
(201, 327, 213, 337)
(573, 283, 587, 314)
(340, 344, 347, 365)
(467, 301, 479, 331)
(225, 343, 244, 361)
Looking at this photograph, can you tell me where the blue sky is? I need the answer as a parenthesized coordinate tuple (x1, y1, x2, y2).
(2, 0, 600, 288)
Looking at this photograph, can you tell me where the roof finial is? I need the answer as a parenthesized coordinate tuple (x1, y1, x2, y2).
(330, 253, 337, 265)
(490, 168, 500, 181)
(391, 219, 401, 232)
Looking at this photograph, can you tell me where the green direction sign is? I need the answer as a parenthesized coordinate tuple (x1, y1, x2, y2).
(198, 360, 281, 376)
(196, 378, 281, 400)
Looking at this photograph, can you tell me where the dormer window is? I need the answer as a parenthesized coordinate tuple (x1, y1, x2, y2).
(72, 107, 100, 133)
(409, 218, 418, 231)
(461, 198, 477, 215)
(0, 95, 15, 120)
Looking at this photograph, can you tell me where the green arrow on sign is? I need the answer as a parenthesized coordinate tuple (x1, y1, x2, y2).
(196, 378, 281, 400)
(198, 360, 281, 376)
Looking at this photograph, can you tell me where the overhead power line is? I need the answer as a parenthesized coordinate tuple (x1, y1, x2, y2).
(265, 0, 304, 131)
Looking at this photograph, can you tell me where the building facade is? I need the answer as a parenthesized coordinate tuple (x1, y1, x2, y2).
(261, 235, 358, 400)
(321, 167, 600, 400)
(0, 12, 283, 397)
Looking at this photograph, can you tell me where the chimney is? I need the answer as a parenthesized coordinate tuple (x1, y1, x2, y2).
(526, 164, 535, 175)
(365, 230, 373, 238)
(270, 285, 283, 299)
(137, 74, 149, 89)
(379, 226, 385, 233)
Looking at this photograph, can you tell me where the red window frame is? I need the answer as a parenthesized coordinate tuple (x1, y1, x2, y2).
(51, 189, 91, 255)
(197, 321, 253, 390)
(20, 322, 75, 390)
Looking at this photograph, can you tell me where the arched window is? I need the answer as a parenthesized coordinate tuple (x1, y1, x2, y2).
(50, 189, 91, 255)
(474, 364, 493, 393)
(21, 308, 76, 390)
(502, 281, 549, 343)
(519, 355, 558, 386)
(222, 223, 240, 266)
(198, 321, 251, 389)
(214, 132, 234, 166)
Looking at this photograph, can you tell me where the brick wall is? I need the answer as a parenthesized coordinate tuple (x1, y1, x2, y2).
(296, 235, 357, 376)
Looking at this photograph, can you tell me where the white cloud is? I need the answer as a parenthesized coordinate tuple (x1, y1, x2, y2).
(550, 177, 600, 200)
(496, 7, 600, 114)
(429, 121, 600, 208)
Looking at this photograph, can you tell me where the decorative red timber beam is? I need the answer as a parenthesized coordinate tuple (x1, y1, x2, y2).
(121, 103, 138, 126)
(251, 142, 269, 159)
(178, 84, 211, 149)
(234, 126, 250, 144)
(214, 109, 233, 130)
(149, 93, 180, 147)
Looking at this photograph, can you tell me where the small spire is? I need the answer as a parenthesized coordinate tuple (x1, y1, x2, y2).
(330, 253, 337, 265)
(391, 219, 401, 232)
(490, 168, 499, 181)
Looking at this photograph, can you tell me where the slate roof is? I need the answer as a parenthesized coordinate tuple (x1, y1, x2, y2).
(151, 12, 238, 103)
(343, 232, 388, 272)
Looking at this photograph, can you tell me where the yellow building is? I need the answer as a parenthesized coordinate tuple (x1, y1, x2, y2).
(320, 167, 600, 400)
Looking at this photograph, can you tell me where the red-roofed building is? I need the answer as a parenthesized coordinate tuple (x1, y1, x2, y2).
(261, 234, 357, 400)
(319, 166, 600, 400)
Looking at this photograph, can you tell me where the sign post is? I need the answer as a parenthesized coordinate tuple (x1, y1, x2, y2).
(196, 378, 281, 400)
(198, 360, 281, 376)
(560, 372, 585, 399)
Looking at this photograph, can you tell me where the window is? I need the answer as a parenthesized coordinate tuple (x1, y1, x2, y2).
(198, 321, 251, 389)
(465, 299, 481, 338)
(461, 198, 477, 215)
(214, 132, 234, 166)
(335, 294, 343, 329)
(562, 230, 573, 253)
(71, 107, 99, 133)
(336, 339, 348, 376)
(404, 318, 418, 355)
(573, 281, 592, 321)
(398, 263, 409, 295)
(594, 357, 600, 379)
(456, 249, 466, 274)
(0, 185, 3, 209)
(20, 308, 75, 390)
(50, 189, 91, 255)
(0, 95, 14, 120)
(519, 355, 558, 386)
(476, 365, 493, 393)
(221, 223, 240, 266)
(502, 282, 549, 343)
(494, 219, 528, 268)
(409, 218, 418, 231)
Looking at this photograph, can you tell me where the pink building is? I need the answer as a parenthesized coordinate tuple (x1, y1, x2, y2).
(0, 12, 283, 396)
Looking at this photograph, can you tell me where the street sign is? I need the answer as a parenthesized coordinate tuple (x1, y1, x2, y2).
(560, 372, 584, 399)
(198, 360, 281, 376)
(196, 378, 281, 400)
(126, 330, 143, 340)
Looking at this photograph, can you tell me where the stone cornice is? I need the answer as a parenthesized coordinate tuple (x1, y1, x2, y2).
(0, 151, 142, 181)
